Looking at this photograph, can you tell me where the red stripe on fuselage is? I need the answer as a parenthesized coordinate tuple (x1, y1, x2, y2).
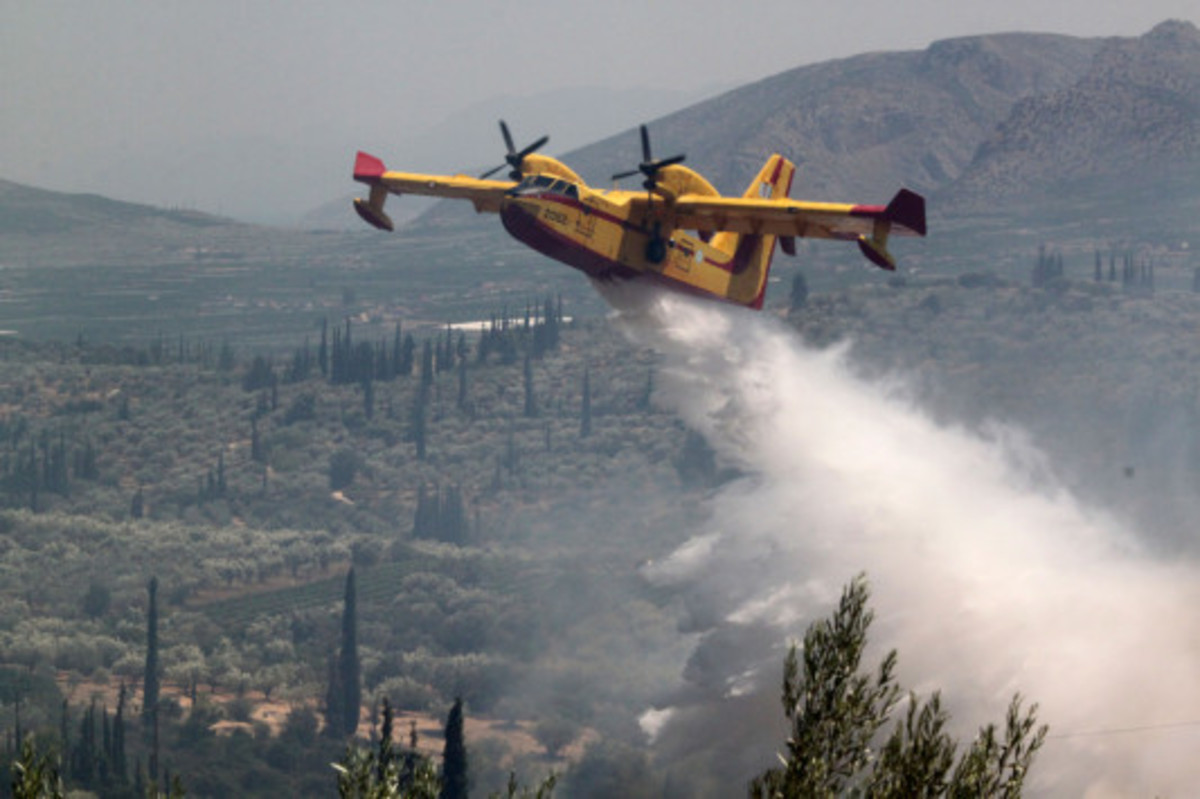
(500, 201, 638, 282)
(510, 191, 754, 278)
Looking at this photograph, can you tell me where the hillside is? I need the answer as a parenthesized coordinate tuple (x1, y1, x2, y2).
(0, 313, 697, 795)
(788, 264, 1200, 547)
(3, 254, 1200, 794)
(950, 20, 1200, 207)
(562, 31, 1099, 201)
(6, 22, 1200, 346)
(0, 178, 231, 235)
(419, 21, 1200, 275)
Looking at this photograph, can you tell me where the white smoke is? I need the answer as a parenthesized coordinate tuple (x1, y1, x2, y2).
(611, 288, 1200, 798)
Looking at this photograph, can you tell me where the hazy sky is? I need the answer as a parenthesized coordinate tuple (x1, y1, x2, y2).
(3, 1, 1197, 222)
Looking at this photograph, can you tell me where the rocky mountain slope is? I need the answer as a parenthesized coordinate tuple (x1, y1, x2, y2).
(424, 20, 1200, 256)
(950, 20, 1200, 207)
(564, 32, 1099, 201)
(9, 21, 1200, 280)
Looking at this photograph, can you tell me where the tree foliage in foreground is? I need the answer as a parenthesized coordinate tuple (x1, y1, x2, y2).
(750, 575, 1047, 798)
(333, 698, 556, 799)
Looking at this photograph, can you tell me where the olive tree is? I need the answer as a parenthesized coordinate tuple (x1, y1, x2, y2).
(750, 575, 1047, 798)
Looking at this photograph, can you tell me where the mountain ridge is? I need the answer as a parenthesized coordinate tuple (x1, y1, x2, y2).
(0, 178, 233, 235)
(7, 20, 1200, 271)
(948, 20, 1200, 207)
(563, 30, 1101, 200)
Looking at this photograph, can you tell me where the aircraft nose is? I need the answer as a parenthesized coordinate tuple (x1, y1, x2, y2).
(499, 199, 539, 239)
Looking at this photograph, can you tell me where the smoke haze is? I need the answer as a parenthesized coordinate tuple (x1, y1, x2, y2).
(613, 289, 1200, 797)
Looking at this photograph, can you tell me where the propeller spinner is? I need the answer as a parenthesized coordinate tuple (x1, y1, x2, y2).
(479, 120, 549, 181)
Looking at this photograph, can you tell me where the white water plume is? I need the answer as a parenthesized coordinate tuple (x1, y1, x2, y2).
(611, 288, 1200, 797)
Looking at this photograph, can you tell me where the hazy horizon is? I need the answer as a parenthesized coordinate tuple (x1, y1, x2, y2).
(3, 2, 1197, 223)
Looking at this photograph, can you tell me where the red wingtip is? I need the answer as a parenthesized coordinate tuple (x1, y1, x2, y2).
(353, 151, 386, 183)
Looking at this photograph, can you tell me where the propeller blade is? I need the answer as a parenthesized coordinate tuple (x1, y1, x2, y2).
(500, 120, 516, 156)
(517, 135, 550, 160)
(493, 121, 550, 181)
(612, 124, 685, 194)
(479, 163, 506, 180)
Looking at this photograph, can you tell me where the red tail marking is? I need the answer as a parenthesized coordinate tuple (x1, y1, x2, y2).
(353, 151, 386, 183)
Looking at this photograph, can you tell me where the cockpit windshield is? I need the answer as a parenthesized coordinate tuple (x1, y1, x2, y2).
(509, 175, 579, 199)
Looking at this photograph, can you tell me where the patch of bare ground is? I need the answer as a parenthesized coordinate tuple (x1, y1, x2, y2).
(183, 563, 348, 607)
(55, 673, 593, 767)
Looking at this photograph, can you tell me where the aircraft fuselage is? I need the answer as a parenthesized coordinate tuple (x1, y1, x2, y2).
(497, 176, 770, 305)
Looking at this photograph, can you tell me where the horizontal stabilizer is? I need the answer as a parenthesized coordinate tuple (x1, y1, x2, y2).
(857, 235, 896, 271)
(353, 182, 393, 232)
(354, 197, 393, 231)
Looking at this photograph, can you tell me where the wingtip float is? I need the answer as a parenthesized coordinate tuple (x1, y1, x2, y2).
(351, 123, 926, 309)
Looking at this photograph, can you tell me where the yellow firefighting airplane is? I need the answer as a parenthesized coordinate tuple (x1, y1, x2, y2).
(352, 122, 926, 309)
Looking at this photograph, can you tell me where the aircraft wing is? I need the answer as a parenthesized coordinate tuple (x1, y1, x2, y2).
(667, 188, 927, 240)
(351, 151, 514, 230)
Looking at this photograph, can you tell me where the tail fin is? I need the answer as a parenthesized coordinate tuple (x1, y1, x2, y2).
(352, 152, 395, 231)
(855, 189, 926, 271)
(714, 155, 795, 309)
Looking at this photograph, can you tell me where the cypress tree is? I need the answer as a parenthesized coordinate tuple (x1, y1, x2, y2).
(400, 333, 415, 377)
(413, 483, 431, 539)
(130, 486, 144, 520)
(391, 322, 403, 378)
(363, 377, 375, 420)
(523, 352, 537, 418)
(580, 369, 592, 439)
(457, 357, 469, 412)
(440, 485, 466, 545)
(543, 297, 559, 351)
(420, 339, 434, 396)
(143, 577, 160, 729)
(101, 705, 111, 786)
(377, 697, 395, 785)
(251, 418, 264, 463)
(376, 336, 390, 381)
(319, 317, 329, 377)
(789, 271, 809, 311)
(440, 698, 468, 799)
(113, 683, 127, 784)
(338, 569, 361, 738)
(323, 657, 343, 739)
(409, 396, 427, 461)
(60, 699, 69, 769)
